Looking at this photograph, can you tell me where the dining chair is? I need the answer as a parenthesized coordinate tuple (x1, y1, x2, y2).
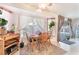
(39, 32, 51, 51)
(26, 33, 39, 52)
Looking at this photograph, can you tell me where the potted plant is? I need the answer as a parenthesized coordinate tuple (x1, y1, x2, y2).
(0, 18, 8, 35)
(0, 18, 8, 26)
(49, 21, 55, 30)
(48, 21, 55, 37)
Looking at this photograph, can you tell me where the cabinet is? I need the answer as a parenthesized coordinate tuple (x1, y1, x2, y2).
(0, 33, 19, 55)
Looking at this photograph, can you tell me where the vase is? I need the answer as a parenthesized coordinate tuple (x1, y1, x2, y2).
(0, 26, 7, 35)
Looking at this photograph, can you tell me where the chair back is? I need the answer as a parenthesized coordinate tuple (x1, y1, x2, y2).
(39, 32, 49, 42)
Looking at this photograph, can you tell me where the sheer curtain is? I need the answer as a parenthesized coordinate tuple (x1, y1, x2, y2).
(19, 15, 33, 45)
(19, 15, 46, 45)
(33, 18, 47, 33)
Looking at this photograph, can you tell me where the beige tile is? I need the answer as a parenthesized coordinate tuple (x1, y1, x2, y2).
(20, 41, 66, 55)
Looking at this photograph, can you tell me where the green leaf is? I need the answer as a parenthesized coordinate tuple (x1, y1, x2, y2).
(49, 21, 55, 29)
(0, 18, 8, 26)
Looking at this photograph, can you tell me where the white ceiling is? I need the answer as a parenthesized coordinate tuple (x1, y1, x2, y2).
(55, 3, 79, 18)
(1, 3, 79, 19)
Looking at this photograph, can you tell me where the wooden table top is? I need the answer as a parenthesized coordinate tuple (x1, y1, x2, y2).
(0, 33, 19, 41)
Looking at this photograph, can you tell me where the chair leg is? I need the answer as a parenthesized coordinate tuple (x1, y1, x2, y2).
(37, 41, 41, 51)
(44, 42, 48, 51)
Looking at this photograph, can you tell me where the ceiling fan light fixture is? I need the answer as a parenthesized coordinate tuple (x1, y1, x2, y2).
(38, 4, 48, 9)
(48, 3, 53, 6)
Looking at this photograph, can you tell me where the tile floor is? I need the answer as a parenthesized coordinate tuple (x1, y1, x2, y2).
(20, 41, 66, 55)
(66, 39, 79, 55)
(14, 38, 79, 55)
(60, 38, 79, 55)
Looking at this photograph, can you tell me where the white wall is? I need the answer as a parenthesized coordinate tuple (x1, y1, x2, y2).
(72, 19, 79, 37)
(72, 19, 79, 27)
(0, 9, 16, 30)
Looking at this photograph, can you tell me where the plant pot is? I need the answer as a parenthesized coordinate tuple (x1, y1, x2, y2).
(0, 26, 7, 35)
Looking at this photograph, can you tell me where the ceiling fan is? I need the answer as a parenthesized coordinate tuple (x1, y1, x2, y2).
(37, 3, 53, 12)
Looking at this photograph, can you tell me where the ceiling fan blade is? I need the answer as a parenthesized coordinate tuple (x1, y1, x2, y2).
(48, 3, 53, 6)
